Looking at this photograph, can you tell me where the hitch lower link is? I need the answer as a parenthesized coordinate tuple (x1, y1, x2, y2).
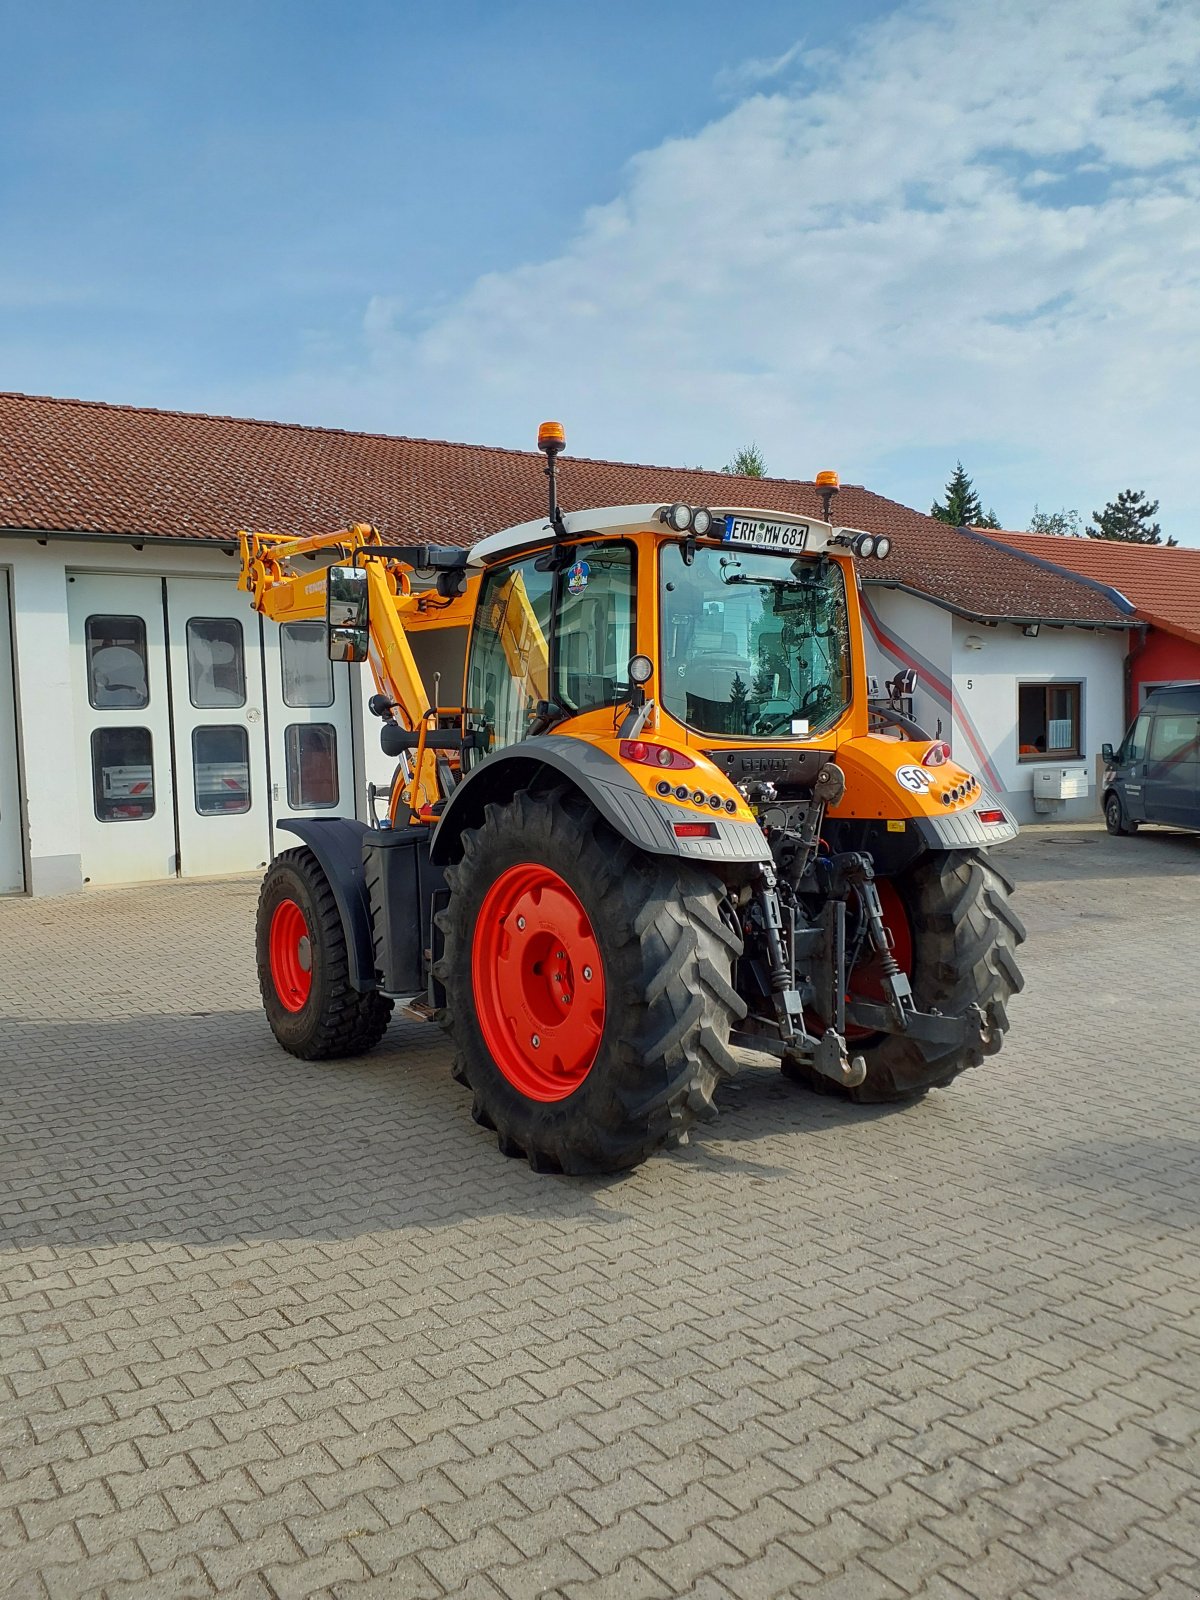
(752, 864, 867, 1090)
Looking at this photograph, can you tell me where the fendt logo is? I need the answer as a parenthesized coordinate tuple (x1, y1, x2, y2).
(736, 756, 790, 774)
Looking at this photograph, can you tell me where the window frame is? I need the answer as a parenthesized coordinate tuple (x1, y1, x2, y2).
(84, 613, 150, 710)
(283, 721, 340, 811)
(185, 615, 247, 710)
(191, 724, 252, 816)
(90, 726, 156, 823)
(550, 538, 638, 718)
(1016, 680, 1083, 762)
(280, 620, 335, 709)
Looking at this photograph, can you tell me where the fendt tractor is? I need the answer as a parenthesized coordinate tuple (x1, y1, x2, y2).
(238, 425, 1025, 1174)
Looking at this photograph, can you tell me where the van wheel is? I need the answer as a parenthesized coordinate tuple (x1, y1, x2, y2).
(1104, 792, 1138, 836)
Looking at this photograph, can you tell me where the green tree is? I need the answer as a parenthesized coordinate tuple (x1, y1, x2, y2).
(930, 462, 991, 527)
(1029, 505, 1083, 537)
(728, 671, 751, 734)
(723, 443, 767, 477)
(1088, 488, 1176, 546)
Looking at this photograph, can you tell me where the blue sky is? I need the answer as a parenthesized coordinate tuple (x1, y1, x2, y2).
(3, 0, 1199, 539)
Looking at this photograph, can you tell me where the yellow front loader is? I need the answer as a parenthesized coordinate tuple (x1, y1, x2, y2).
(239, 424, 1025, 1174)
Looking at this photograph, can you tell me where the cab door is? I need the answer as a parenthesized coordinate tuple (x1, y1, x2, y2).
(1115, 710, 1151, 822)
(166, 577, 272, 877)
(68, 573, 178, 885)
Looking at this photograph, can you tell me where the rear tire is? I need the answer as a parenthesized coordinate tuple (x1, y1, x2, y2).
(787, 849, 1025, 1104)
(257, 847, 393, 1059)
(1105, 792, 1138, 835)
(435, 786, 745, 1174)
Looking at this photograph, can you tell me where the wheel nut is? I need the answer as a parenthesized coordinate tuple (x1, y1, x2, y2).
(516, 916, 526, 930)
(531, 1034, 540, 1048)
(582, 966, 593, 981)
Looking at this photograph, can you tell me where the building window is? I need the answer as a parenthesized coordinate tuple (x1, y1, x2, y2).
(1018, 683, 1081, 760)
(284, 723, 339, 809)
(281, 622, 333, 707)
(91, 727, 155, 821)
(85, 615, 149, 708)
(186, 618, 246, 708)
(192, 726, 251, 815)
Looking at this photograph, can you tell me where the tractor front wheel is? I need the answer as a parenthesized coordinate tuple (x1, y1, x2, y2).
(257, 847, 393, 1059)
(790, 848, 1025, 1104)
(436, 786, 744, 1173)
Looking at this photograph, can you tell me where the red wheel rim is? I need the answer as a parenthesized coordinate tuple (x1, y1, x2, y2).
(269, 897, 313, 1012)
(471, 863, 607, 1101)
(845, 878, 913, 1040)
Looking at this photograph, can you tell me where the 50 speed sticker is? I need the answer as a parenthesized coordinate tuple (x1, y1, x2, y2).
(895, 765, 932, 793)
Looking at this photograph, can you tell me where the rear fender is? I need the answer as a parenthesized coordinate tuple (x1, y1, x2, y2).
(430, 735, 771, 870)
(277, 818, 377, 992)
(827, 735, 1018, 855)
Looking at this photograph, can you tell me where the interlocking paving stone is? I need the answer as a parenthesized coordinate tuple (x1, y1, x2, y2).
(2, 823, 1199, 1598)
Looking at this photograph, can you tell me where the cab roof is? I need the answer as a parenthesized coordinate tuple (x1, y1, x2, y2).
(467, 503, 861, 567)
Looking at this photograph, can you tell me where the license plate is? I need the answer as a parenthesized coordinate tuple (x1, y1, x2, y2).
(722, 515, 809, 552)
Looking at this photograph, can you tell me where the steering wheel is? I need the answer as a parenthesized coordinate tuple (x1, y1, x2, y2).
(799, 683, 835, 719)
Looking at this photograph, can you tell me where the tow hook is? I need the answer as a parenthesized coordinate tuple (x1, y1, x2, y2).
(813, 1029, 867, 1088)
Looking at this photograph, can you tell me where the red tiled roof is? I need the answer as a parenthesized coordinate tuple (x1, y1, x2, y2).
(984, 529, 1200, 646)
(0, 391, 1130, 627)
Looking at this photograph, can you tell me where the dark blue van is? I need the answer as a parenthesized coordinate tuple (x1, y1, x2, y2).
(1102, 682, 1200, 835)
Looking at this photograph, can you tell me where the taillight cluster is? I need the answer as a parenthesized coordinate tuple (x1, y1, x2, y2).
(921, 742, 951, 767)
(619, 739, 695, 770)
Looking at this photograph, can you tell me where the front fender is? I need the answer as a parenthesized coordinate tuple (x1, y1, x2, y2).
(430, 736, 771, 870)
(277, 818, 377, 992)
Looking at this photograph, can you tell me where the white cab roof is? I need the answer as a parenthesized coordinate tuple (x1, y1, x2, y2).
(467, 503, 871, 567)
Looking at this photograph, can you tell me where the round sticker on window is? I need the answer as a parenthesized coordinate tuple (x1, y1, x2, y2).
(567, 560, 590, 595)
(896, 765, 932, 793)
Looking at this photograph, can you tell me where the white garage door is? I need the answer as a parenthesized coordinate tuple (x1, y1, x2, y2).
(0, 571, 24, 894)
(68, 571, 357, 886)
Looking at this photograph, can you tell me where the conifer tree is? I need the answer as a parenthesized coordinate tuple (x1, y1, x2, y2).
(931, 462, 985, 527)
(1088, 489, 1176, 545)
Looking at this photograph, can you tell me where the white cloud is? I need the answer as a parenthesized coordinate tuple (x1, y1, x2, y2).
(261, 0, 1200, 535)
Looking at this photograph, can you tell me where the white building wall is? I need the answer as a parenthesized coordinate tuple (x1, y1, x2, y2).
(950, 618, 1127, 823)
(861, 581, 1130, 823)
(860, 585, 955, 743)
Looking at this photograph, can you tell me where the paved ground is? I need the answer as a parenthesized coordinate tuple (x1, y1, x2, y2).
(1, 824, 1198, 1600)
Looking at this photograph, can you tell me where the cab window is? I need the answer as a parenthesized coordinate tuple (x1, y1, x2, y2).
(554, 543, 635, 714)
(466, 557, 553, 752)
(1123, 712, 1151, 764)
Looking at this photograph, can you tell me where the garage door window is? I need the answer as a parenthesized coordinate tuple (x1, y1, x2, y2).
(281, 622, 334, 707)
(91, 727, 155, 821)
(186, 618, 246, 708)
(86, 615, 149, 709)
(1018, 683, 1081, 759)
(192, 726, 251, 814)
(284, 723, 339, 809)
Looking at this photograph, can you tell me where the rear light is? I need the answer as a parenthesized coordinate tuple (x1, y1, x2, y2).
(620, 739, 695, 770)
(978, 808, 1006, 825)
(922, 742, 951, 767)
(673, 822, 716, 838)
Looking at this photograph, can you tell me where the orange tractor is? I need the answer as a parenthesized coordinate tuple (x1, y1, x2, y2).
(239, 425, 1024, 1172)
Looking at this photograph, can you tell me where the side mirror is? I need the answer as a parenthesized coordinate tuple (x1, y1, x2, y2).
(1101, 742, 1115, 765)
(327, 566, 369, 664)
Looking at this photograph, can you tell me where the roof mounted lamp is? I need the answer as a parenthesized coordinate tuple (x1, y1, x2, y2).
(816, 469, 839, 523)
(538, 421, 569, 540)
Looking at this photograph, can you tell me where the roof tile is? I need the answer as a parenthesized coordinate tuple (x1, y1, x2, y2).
(0, 391, 1126, 626)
